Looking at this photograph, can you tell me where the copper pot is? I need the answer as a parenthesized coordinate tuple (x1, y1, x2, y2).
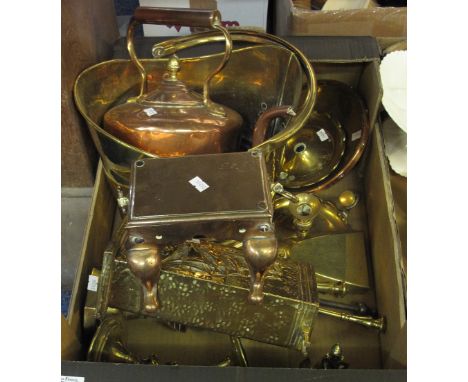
(103, 7, 243, 157)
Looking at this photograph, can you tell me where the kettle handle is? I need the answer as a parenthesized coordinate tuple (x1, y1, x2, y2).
(127, 7, 232, 112)
(150, 30, 318, 156)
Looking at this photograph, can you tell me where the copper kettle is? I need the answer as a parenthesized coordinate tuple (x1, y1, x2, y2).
(103, 7, 243, 157)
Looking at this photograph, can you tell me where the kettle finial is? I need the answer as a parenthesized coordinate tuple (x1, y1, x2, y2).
(167, 55, 180, 81)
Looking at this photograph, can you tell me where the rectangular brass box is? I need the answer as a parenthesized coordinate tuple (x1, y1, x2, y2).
(98, 242, 319, 354)
(127, 151, 273, 243)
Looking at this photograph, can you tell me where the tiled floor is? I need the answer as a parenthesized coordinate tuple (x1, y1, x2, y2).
(61, 188, 93, 315)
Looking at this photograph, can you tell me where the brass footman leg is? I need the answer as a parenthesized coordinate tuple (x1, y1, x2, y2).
(243, 223, 278, 304)
(126, 242, 162, 313)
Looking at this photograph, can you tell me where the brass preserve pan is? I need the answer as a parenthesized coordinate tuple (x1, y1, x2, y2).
(74, 9, 317, 199)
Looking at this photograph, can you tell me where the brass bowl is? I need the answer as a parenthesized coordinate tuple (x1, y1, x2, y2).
(277, 111, 346, 188)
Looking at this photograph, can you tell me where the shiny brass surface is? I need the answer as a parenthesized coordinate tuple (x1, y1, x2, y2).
(288, 193, 322, 234)
(279, 232, 370, 292)
(74, 31, 317, 199)
(90, 315, 304, 367)
(126, 243, 162, 313)
(98, 240, 319, 353)
(274, 80, 370, 192)
(277, 112, 346, 188)
(104, 7, 243, 157)
(88, 315, 140, 363)
(337, 190, 359, 210)
(274, 192, 348, 236)
(89, 315, 237, 366)
(317, 281, 348, 297)
(318, 307, 386, 332)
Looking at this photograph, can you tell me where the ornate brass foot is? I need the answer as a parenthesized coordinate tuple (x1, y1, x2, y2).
(126, 242, 162, 313)
(243, 223, 278, 304)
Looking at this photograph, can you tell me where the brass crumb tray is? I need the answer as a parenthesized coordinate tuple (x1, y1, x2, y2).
(96, 241, 319, 353)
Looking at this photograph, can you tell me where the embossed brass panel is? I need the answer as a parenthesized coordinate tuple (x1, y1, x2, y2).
(96, 241, 319, 354)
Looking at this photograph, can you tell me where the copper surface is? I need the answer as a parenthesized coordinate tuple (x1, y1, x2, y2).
(126, 243, 162, 313)
(104, 7, 243, 157)
(124, 151, 275, 304)
(243, 223, 278, 303)
(103, 57, 243, 157)
(252, 106, 296, 146)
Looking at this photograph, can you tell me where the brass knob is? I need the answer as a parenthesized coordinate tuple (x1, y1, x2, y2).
(166, 55, 180, 81)
(243, 223, 278, 304)
(288, 193, 321, 233)
(337, 190, 358, 210)
(126, 242, 162, 313)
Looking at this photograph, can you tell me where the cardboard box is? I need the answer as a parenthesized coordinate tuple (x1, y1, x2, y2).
(273, 0, 406, 39)
(139, 0, 269, 36)
(62, 36, 406, 380)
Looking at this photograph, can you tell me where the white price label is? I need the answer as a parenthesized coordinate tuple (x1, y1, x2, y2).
(352, 130, 362, 141)
(189, 176, 210, 192)
(87, 275, 99, 292)
(316, 128, 329, 142)
(61, 377, 85, 382)
(143, 107, 158, 117)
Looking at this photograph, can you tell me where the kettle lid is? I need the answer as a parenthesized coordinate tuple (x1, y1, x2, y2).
(138, 55, 205, 108)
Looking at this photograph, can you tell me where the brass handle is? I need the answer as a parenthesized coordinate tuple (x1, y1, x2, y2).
(127, 6, 232, 111)
(133, 7, 221, 27)
(252, 106, 296, 146)
(318, 307, 386, 332)
(151, 30, 317, 155)
(317, 281, 348, 297)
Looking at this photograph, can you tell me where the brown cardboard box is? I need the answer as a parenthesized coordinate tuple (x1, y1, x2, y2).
(274, 0, 406, 40)
(62, 36, 406, 380)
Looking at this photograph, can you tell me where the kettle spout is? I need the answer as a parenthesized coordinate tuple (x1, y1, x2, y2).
(252, 106, 296, 146)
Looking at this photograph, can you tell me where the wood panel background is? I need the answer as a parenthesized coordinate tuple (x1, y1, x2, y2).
(62, 0, 119, 186)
